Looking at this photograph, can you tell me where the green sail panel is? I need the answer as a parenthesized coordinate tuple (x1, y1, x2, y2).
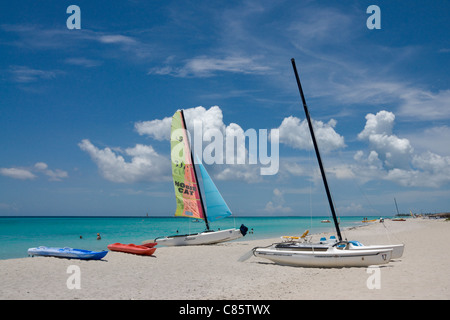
(171, 110, 205, 220)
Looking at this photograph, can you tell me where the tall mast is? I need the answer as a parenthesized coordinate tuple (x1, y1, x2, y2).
(394, 198, 400, 216)
(291, 58, 342, 241)
(179, 110, 210, 231)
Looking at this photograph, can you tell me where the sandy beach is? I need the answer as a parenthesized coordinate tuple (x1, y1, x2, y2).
(0, 218, 449, 300)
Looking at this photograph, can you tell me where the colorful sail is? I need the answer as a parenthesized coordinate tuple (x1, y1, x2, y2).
(171, 110, 205, 220)
(197, 155, 232, 222)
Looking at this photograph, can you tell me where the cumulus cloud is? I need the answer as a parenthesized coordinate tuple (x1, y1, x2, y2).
(402, 152, 450, 187)
(357, 110, 395, 139)
(135, 117, 172, 141)
(353, 110, 450, 187)
(0, 162, 68, 181)
(327, 165, 355, 180)
(137, 106, 344, 157)
(135, 106, 348, 182)
(135, 106, 226, 141)
(135, 106, 277, 181)
(405, 125, 450, 156)
(78, 139, 170, 183)
(89, 106, 450, 188)
(357, 111, 413, 169)
(34, 162, 69, 181)
(277, 116, 345, 153)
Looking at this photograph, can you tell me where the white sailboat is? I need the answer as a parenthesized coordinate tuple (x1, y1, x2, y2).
(253, 243, 392, 268)
(142, 110, 248, 246)
(253, 59, 403, 267)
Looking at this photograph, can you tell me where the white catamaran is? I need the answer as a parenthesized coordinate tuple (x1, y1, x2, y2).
(142, 110, 248, 246)
(252, 59, 403, 267)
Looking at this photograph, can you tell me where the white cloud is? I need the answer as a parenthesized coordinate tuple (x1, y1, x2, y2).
(34, 162, 48, 171)
(64, 57, 102, 68)
(78, 139, 170, 183)
(135, 106, 226, 141)
(357, 111, 413, 169)
(8, 65, 59, 83)
(327, 165, 355, 180)
(103, 106, 267, 183)
(135, 117, 172, 141)
(353, 111, 450, 188)
(148, 55, 270, 78)
(1, 24, 153, 64)
(225, 123, 247, 165)
(398, 89, 450, 120)
(280, 160, 305, 177)
(391, 152, 450, 188)
(412, 151, 450, 174)
(405, 126, 450, 156)
(136, 106, 346, 182)
(357, 110, 395, 138)
(98, 35, 137, 45)
(135, 105, 231, 163)
(214, 165, 262, 183)
(183, 56, 270, 77)
(277, 116, 345, 153)
(288, 6, 355, 45)
(135, 105, 280, 181)
(0, 167, 36, 180)
(0, 162, 68, 181)
(264, 188, 292, 214)
(34, 162, 69, 181)
(338, 202, 364, 214)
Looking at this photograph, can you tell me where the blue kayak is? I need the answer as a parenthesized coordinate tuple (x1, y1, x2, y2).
(28, 246, 108, 260)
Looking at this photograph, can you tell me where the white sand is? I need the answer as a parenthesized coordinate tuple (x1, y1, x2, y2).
(0, 218, 449, 300)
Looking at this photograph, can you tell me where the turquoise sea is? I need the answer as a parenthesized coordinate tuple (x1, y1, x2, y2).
(0, 216, 378, 260)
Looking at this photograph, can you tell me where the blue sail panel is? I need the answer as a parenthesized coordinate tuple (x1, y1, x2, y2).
(197, 160, 232, 222)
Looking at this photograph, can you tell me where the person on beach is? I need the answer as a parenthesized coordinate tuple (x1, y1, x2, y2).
(96, 233, 101, 240)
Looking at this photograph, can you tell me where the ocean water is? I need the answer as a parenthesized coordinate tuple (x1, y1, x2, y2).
(0, 216, 376, 260)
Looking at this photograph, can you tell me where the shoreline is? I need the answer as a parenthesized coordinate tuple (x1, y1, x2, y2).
(0, 215, 384, 260)
(0, 218, 448, 300)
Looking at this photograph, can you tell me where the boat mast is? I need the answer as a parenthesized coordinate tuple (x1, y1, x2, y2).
(394, 197, 400, 216)
(291, 58, 343, 241)
(179, 110, 210, 231)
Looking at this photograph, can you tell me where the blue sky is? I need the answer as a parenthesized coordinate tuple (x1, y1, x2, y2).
(1, 0, 449, 217)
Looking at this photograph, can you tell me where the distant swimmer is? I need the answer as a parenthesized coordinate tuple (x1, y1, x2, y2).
(96, 233, 101, 240)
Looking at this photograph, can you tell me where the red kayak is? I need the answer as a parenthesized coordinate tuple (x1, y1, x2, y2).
(107, 243, 156, 256)
(141, 242, 157, 248)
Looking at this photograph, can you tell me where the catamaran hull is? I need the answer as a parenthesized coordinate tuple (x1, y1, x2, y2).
(143, 228, 244, 246)
(349, 243, 404, 259)
(253, 247, 393, 268)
